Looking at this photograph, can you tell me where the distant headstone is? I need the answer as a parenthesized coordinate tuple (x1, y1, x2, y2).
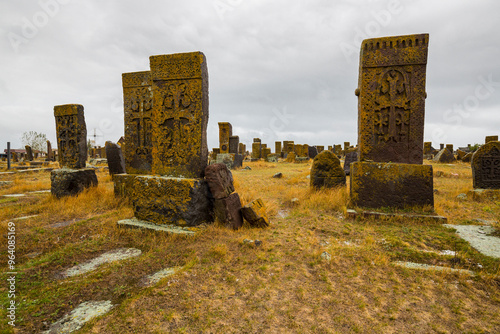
(25, 145, 33, 161)
(310, 151, 346, 189)
(233, 154, 244, 168)
(262, 147, 271, 160)
(239, 143, 246, 156)
(286, 152, 296, 162)
(424, 142, 432, 155)
(462, 152, 473, 163)
(471, 141, 500, 189)
(283, 141, 294, 153)
(105, 141, 126, 175)
(46, 140, 53, 161)
(334, 145, 342, 156)
(433, 148, 455, 163)
(344, 142, 350, 152)
(12, 152, 18, 162)
(253, 138, 261, 143)
(457, 149, 467, 161)
(356, 34, 428, 164)
(308, 146, 318, 159)
(54, 104, 87, 168)
(485, 136, 498, 144)
(122, 71, 153, 174)
(150, 52, 208, 178)
(316, 146, 324, 153)
(343, 150, 358, 176)
(446, 144, 454, 154)
(275, 141, 282, 155)
(440, 143, 444, 150)
(251, 142, 261, 159)
(212, 148, 220, 160)
(229, 135, 239, 154)
(219, 122, 232, 154)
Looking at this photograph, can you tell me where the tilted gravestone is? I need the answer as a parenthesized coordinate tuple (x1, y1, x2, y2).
(219, 122, 232, 154)
(51, 104, 97, 198)
(122, 71, 153, 174)
(350, 34, 434, 209)
(105, 141, 126, 175)
(229, 135, 239, 154)
(433, 148, 455, 163)
(471, 141, 500, 189)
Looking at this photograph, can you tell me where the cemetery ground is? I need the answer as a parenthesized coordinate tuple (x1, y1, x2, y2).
(0, 161, 499, 333)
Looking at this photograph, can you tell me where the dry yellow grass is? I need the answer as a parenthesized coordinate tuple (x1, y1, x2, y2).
(0, 160, 499, 334)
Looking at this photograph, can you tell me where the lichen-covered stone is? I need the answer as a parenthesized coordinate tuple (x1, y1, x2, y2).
(150, 52, 209, 178)
(310, 151, 346, 189)
(485, 136, 498, 144)
(286, 152, 296, 162)
(356, 34, 429, 164)
(46, 140, 54, 161)
(334, 145, 342, 156)
(471, 141, 500, 189)
(218, 122, 232, 153)
(214, 193, 243, 229)
(239, 143, 246, 156)
(283, 141, 294, 153)
(51, 168, 98, 198)
(262, 147, 271, 160)
(433, 148, 455, 163)
(216, 153, 234, 170)
(122, 71, 153, 174)
(253, 138, 261, 143)
(343, 150, 358, 176)
(241, 198, 269, 228)
(316, 146, 324, 153)
(308, 146, 318, 159)
(456, 149, 467, 161)
(446, 144, 454, 154)
(266, 154, 278, 163)
(229, 135, 239, 154)
(350, 161, 433, 208)
(25, 145, 33, 161)
(204, 163, 235, 199)
(251, 142, 261, 159)
(462, 152, 473, 163)
(105, 141, 126, 175)
(275, 142, 282, 155)
(54, 104, 87, 169)
(113, 174, 213, 226)
(424, 142, 432, 155)
(233, 154, 244, 168)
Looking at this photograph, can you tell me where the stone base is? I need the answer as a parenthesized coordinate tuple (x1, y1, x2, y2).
(350, 162, 434, 209)
(114, 174, 213, 227)
(51, 168, 98, 198)
(347, 209, 446, 223)
(117, 218, 196, 235)
(467, 189, 500, 201)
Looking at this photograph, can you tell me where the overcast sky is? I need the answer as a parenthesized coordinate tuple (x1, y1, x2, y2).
(1, 0, 499, 152)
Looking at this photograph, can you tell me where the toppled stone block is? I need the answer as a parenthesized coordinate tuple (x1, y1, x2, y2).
(241, 198, 269, 228)
(113, 174, 213, 226)
(350, 161, 434, 209)
(204, 163, 235, 199)
(214, 192, 243, 229)
(50, 169, 98, 198)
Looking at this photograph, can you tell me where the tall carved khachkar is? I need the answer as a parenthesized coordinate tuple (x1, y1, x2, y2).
(150, 52, 209, 178)
(350, 34, 434, 209)
(51, 104, 97, 198)
(122, 71, 153, 174)
(115, 52, 213, 227)
(471, 141, 500, 189)
(218, 122, 232, 154)
(356, 34, 428, 164)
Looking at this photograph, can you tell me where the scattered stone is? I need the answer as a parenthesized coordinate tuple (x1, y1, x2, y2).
(50, 169, 98, 198)
(140, 267, 180, 287)
(61, 248, 142, 278)
(471, 141, 500, 189)
(444, 224, 500, 258)
(241, 198, 270, 228)
(394, 261, 474, 276)
(321, 251, 332, 261)
(12, 215, 39, 221)
(467, 189, 500, 201)
(3, 193, 25, 198)
(310, 150, 346, 189)
(243, 239, 262, 246)
(105, 141, 126, 175)
(214, 193, 243, 230)
(290, 198, 300, 206)
(433, 148, 456, 163)
(456, 193, 467, 200)
(243, 166, 252, 170)
(204, 163, 235, 199)
(43, 300, 114, 334)
(117, 218, 196, 234)
(272, 172, 283, 179)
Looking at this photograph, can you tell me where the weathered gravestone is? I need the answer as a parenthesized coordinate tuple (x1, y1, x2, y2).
(350, 34, 434, 209)
(283, 141, 294, 153)
(316, 146, 324, 153)
(485, 136, 498, 144)
(262, 147, 271, 160)
(424, 142, 432, 155)
(310, 150, 346, 189)
(275, 141, 282, 156)
(212, 148, 220, 160)
(308, 146, 318, 159)
(122, 71, 153, 174)
(229, 135, 239, 154)
(343, 150, 358, 176)
(115, 52, 213, 227)
(334, 145, 342, 156)
(241, 198, 269, 228)
(239, 143, 246, 156)
(471, 141, 500, 189)
(251, 142, 261, 160)
(25, 145, 33, 161)
(105, 141, 126, 176)
(46, 140, 53, 161)
(51, 104, 98, 198)
(219, 122, 232, 154)
(433, 148, 455, 163)
(12, 152, 18, 163)
(344, 142, 350, 152)
(446, 144, 454, 154)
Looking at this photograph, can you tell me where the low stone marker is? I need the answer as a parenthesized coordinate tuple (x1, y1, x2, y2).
(433, 148, 456, 163)
(310, 151, 346, 189)
(241, 198, 269, 228)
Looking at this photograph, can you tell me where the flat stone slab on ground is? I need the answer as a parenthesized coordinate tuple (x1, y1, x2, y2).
(444, 224, 500, 259)
(43, 300, 113, 334)
(394, 261, 474, 276)
(140, 267, 180, 287)
(3, 193, 26, 198)
(117, 218, 196, 235)
(12, 215, 39, 221)
(61, 248, 142, 278)
(347, 209, 447, 223)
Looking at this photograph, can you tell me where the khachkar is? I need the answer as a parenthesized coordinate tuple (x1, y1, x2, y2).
(115, 52, 213, 227)
(122, 71, 153, 174)
(51, 104, 98, 198)
(471, 140, 500, 189)
(350, 34, 434, 209)
(218, 122, 232, 154)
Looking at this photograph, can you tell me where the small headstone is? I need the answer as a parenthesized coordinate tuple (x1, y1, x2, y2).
(54, 104, 87, 168)
(46, 140, 53, 161)
(51, 169, 98, 198)
(214, 192, 243, 229)
(456, 149, 467, 161)
(25, 145, 33, 161)
(105, 141, 126, 175)
(285, 152, 296, 162)
(261, 147, 271, 160)
(251, 142, 261, 159)
(308, 146, 318, 159)
(343, 150, 358, 175)
(219, 122, 233, 153)
(446, 144, 454, 154)
(229, 135, 239, 154)
(232, 154, 244, 169)
(205, 163, 235, 199)
(239, 143, 246, 156)
(216, 153, 234, 170)
(433, 148, 456, 163)
(471, 141, 500, 189)
(485, 136, 498, 144)
(12, 152, 18, 162)
(316, 146, 324, 153)
(266, 154, 278, 163)
(344, 142, 350, 152)
(310, 151, 346, 189)
(241, 198, 269, 228)
(275, 141, 282, 155)
(440, 143, 444, 150)
(423, 142, 432, 155)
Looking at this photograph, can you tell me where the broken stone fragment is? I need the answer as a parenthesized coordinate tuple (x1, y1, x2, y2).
(241, 198, 269, 228)
(204, 163, 235, 199)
